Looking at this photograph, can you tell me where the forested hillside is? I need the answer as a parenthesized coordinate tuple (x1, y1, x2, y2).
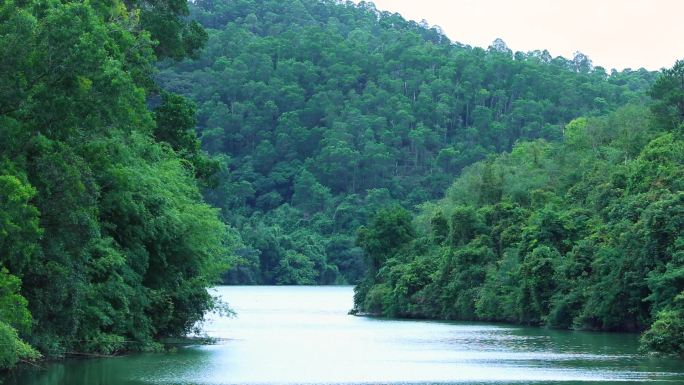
(353, 61, 684, 356)
(2, 0, 680, 370)
(0, 0, 233, 369)
(157, 0, 656, 285)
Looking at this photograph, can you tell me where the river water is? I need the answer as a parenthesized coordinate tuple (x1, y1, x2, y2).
(3, 286, 684, 385)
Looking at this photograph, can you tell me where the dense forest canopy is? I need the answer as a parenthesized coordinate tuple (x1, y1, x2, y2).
(0, 0, 234, 369)
(1, 0, 682, 369)
(157, 0, 656, 286)
(352, 61, 684, 356)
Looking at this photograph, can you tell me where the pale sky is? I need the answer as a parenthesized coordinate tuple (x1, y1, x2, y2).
(352, 0, 684, 71)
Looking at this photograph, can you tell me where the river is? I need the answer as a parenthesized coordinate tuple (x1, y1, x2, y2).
(3, 286, 684, 384)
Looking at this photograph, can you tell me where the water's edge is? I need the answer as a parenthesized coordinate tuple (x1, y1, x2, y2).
(3, 286, 684, 385)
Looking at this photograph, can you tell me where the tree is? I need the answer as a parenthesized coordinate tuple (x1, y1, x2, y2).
(157, 0, 654, 284)
(0, 0, 232, 367)
(0, 173, 41, 275)
(154, 92, 220, 184)
(641, 293, 684, 357)
(651, 60, 684, 131)
(0, 268, 39, 369)
(125, 0, 208, 59)
(519, 246, 560, 324)
(275, 251, 318, 285)
(357, 207, 414, 271)
(291, 170, 332, 215)
(349, 61, 683, 355)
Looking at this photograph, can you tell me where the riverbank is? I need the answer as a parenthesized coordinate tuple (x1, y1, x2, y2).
(4, 286, 684, 385)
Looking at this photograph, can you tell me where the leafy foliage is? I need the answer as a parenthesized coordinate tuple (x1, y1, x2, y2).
(1, 0, 680, 367)
(354, 60, 684, 356)
(157, 0, 655, 284)
(641, 294, 684, 357)
(0, 0, 232, 369)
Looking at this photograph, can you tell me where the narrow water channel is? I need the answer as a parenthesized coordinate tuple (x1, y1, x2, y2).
(4, 286, 684, 385)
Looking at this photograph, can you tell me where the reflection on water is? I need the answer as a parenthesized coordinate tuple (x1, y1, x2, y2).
(3, 286, 684, 385)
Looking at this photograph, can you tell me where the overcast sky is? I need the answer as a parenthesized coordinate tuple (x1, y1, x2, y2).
(351, 0, 684, 71)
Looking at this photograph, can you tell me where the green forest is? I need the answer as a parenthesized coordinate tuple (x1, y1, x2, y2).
(0, 0, 236, 369)
(352, 85, 684, 355)
(157, 0, 655, 286)
(0, 0, 682, 371)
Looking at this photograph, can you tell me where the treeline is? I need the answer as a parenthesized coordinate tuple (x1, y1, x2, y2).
(353, 61, 684, 356)
(0, 0, 233, 369)
(157, 0, 656, 285)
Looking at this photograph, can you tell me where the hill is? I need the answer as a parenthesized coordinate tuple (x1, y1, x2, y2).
(352, 61, 684, 356)
(157, 0, 656, 284)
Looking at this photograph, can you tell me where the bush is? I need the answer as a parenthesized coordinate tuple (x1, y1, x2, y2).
(363, 284, 392, 316)
(641, 310, 684, 356)
(0, 322, 40, 370)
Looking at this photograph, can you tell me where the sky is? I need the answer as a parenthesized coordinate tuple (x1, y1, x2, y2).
(351, 0, 684, 71)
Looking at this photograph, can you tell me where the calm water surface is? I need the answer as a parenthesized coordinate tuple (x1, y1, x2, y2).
(4, 286, 684, 385)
